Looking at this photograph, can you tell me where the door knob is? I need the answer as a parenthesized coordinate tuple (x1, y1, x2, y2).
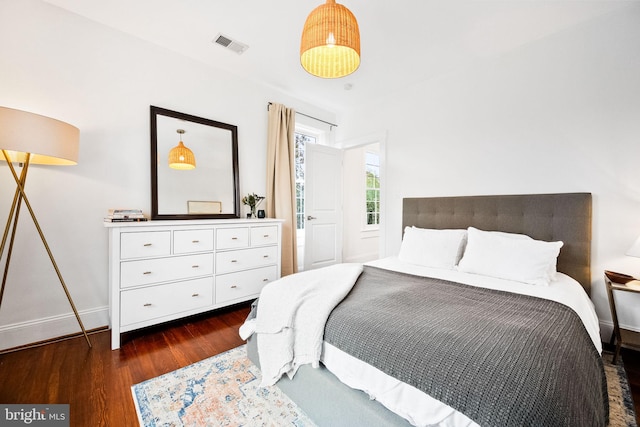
(306, 215, 317, 220)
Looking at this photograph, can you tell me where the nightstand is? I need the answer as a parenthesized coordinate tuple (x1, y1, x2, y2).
(605, 270, 640, 363)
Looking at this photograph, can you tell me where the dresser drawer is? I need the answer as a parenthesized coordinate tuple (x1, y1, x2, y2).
(120, 231, 171, 259)
(216, 227, 249, 250)
(174, 229, 214, 254)
(250, 226, 279, 247)
(120, 277, 213, 326)
(216, 266, 278, 304)
(215, 246, 278, 274)
(121, 253, 214, 288)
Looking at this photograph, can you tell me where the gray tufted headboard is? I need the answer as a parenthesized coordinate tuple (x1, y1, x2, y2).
(402, 193, 592, 294)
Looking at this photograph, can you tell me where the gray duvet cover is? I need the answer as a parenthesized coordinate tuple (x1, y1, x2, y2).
(324, 266, 608, 427)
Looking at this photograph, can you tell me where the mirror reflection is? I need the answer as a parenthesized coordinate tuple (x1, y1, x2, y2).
(151, 106, 239, 220)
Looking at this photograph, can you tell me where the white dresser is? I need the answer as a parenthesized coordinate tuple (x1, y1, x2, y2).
(105, 219, 283, 349)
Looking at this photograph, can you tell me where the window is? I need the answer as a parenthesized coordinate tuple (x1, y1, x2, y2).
(365, 151, 380, 226)
(295, 132, 316, 230)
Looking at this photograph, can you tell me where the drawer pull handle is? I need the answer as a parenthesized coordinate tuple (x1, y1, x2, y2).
(143, 271, 152, 275)
(143, 303, 152, 307)
(230, 285, 237, 288)
(263, 278, 269, 282)
(231, 237, 238, 240)
(263, 255, 269, 258)
(192, 293, 199, 297)
(192, 240, 200, 243)
(231, 260, 238, 263)
(263, 234, 269, 237)
(143, 243, 152, 247)
(192, 265, 199, 268)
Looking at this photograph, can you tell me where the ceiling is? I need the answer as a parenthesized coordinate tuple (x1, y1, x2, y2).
(43, 0, 627, 114)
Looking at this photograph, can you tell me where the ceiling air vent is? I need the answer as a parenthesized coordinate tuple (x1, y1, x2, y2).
(213, 33, 248, 55)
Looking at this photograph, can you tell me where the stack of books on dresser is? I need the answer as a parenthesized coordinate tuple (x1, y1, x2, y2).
(104, 209, 148, 222)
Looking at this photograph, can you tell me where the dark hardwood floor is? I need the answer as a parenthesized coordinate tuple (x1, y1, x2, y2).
(2, 302, 640, 426)
(0, 303, 251, 427)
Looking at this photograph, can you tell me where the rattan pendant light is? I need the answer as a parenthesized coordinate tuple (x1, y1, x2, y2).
(300, 0, 360, 78)
(168, 129, 196, 170)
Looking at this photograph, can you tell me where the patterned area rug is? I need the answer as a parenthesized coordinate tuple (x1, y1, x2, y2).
(604, 352, 638, 427)
(132, 346, 636, 427)
(132, 345, 316, 426)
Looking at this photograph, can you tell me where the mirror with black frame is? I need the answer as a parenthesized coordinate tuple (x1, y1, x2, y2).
(150, 106, 240, 220)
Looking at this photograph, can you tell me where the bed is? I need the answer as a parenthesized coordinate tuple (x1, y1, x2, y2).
(243, 193, 607, 427)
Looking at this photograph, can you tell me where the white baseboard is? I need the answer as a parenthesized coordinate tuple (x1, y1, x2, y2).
(599, 319, 640, 344)
(0, 306, 109, 351)
(600, 320, 613, 343)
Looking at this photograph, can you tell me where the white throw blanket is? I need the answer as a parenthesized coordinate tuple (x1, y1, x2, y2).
(251, 263, 363, 387)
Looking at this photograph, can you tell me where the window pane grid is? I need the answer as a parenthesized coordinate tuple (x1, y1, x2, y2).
(365, 151, 380, 226)
(294, 132, 316, 230)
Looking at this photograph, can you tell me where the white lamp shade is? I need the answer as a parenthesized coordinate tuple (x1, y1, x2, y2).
(0, 106, 79, 165)
(627, 235, 640, 258)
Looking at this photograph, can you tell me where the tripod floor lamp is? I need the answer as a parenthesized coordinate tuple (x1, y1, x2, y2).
(0, 106, 91, 348)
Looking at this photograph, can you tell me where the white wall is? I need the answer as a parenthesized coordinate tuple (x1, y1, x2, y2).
(0, 0, 334, 349)
(337, 5, 640, 338)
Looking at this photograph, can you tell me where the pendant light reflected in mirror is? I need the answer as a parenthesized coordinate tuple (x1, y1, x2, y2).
(168, 129, 196, 170)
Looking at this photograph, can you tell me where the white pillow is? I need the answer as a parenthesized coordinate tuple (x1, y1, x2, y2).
(398, 227, 467, 270)
(457, 227, 563, 286)
(478, 229, 560, 280)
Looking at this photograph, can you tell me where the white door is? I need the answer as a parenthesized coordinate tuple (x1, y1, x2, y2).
(303, 144, 343, 270)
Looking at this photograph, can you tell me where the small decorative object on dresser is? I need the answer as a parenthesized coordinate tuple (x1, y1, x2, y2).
(605, 270, 640, 363)
(105, 218, 283, 349)
(241, 193, 265, 218)
(104, 208, 147, 222)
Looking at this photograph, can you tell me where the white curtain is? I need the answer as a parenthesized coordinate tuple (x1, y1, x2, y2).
(266, 103, 298, 276)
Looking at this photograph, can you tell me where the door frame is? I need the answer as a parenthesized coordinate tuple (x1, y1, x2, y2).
(338, 131, 388, 259)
